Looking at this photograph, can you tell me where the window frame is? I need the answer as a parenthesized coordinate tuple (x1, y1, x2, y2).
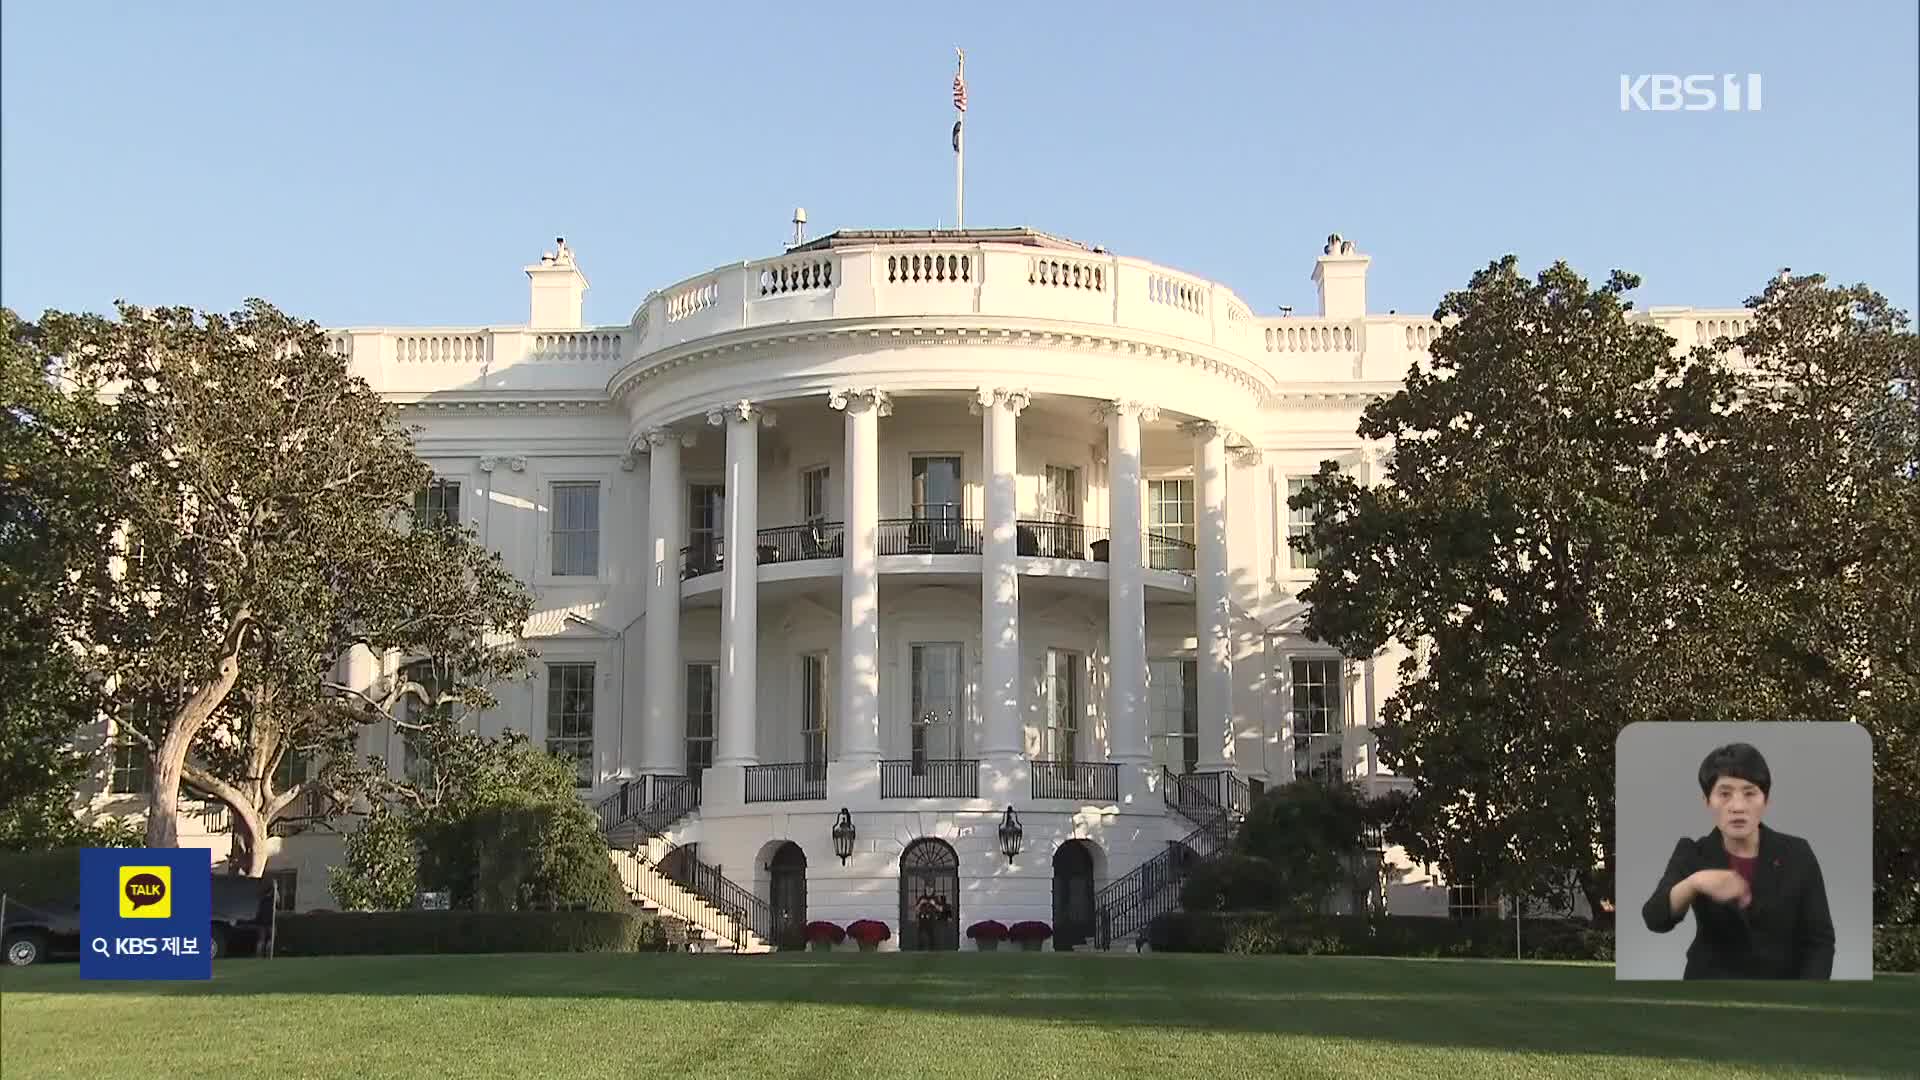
(1287, 476, 1322, 572)
(1148, 658, 1200, 774)
(685, 661, 718, 780)
(110, 738, 151, 796)
(800, 652, 829, 776)
(909, 641, 964, 768)
(544, 661, 597, 788)
(548, 480, 603, 578)
(801, 465, 830, 526)
(1043, 648, 1082, 765)
(415, 477, 463, 529)
(1290, 656, 1346, 782)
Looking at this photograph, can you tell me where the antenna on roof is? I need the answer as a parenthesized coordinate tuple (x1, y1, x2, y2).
(791, 208, 808, 247)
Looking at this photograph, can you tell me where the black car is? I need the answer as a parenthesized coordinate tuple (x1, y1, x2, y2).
(3, 875, 276, 966)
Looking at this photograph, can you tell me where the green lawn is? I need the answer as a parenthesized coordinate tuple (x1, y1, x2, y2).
(2, 952, 1914, 1079)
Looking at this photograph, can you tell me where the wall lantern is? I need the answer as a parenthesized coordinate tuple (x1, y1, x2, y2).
(832, 807, 856, 865)
(997, 807, 1024, 864)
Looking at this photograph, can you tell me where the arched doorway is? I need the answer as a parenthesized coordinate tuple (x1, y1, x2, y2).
(1052, 841, 1098, 951)
(768, 842, 807, 950)
(898, 838, 960, 951)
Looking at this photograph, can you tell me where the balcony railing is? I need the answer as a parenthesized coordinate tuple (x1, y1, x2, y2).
(1146, 532, 1197, 572)
(1030, 760, 1120, 802)
(743, 761, 828, 803)
(880, 758, 980, 798)
(757, 522, 844, 564)
(1016, 519, 1110, 560)
(878, 517, 983, 556)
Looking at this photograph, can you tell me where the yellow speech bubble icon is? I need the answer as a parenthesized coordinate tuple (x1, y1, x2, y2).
(119, 865, 172, 919)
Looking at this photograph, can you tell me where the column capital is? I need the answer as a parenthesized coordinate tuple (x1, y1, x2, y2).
(478, 455, 526, 473)
(1229, 443, 1264, 467)
(640, 426, 699, 449)
(1097, 400, 1160, 424)
(707, 400, 777, 428)
(969, 387, 1031, 416)
(1179, 419, 1228, 442)
(828, 387, 894, 417)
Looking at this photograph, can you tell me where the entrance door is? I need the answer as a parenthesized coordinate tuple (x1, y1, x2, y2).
(768, 842, 807, 950)
(898, 838, 960, 951)
(1053, 841, 1097, 950)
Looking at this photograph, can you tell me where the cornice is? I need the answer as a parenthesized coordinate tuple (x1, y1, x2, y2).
(607, 318, 1279, 406)
(394, 396, 617, 416)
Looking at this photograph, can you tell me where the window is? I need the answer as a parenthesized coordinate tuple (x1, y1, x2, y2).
(688, 483, 725, 572)
(911, 456, 962, 522)
(801, 653, 828, 776)
(1287, 477, 1321, 571)
(1291, 658, 1345, 782)
(801, 466, 829, 525)
(545, 662, 596, 787)
(1148, 659, 1199, 774)
(549, 481, 601, 577)
(910, 643, 962, 768)
(398, 659, 452, 787)
(1147, 478, 1195, 569)
(111, 740, 150, 795)
(1040, 465, 1079, 521)
(272, 747, 308, 792)
(1449, 883, 1498, 920)
(415, 478, 461, 528)
(1044, 649, 1081, 764)
(268, 869, 299, 913)
(686, 663, 717, 780)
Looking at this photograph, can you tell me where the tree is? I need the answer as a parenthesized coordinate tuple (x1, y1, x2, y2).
(32, 300, 531, 854)
(0, 309, 121, 848)
(1296, 258, 1919, 923)
(1232, 778, 1373, 914)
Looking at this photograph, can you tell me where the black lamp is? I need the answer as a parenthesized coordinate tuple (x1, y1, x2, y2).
(832, 807, 856, 865)
(997, 806, 1023, 864)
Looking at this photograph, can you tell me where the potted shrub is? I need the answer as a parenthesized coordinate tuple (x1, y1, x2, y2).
(804, 921, 845, 952)
(1008, 920, 1053, 952)
(846, 919, 892, 952)
(966, 919, 1009, 951)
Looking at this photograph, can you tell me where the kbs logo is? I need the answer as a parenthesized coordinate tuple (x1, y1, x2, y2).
(118, 865, 172, 918)
(1620, 74, 1762, 112)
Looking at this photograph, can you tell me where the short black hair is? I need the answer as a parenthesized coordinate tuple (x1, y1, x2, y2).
(1698, 742, 1772, 798)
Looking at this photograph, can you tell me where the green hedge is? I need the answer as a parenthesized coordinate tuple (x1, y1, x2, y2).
(275, 909, 667, 956)
(1149, 912, 1614, 961)
(0, 848, 81, 907)
(1875, 926, 1920, 973)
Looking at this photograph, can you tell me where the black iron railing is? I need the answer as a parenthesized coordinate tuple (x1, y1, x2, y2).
(597, 773, 702, 850)
(652, 839, 772, 949)
(880, 758, 979, 798)
(756, 522, 844, 564)
(1093, 823, 1214, 949)
(878, 517, 983, 556)
(1030, 760, 1120, 802)
(1015, 519, 1110, 560)
(743, 761, 827, 803)
(1146, 532, 1198, 572)
(680, 538, 722, 579)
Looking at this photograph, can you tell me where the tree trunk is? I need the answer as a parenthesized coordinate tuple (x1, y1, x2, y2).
(228, 805, 271, 877)
(142, 612, 249, 848)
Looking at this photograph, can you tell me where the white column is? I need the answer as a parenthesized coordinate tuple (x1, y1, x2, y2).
(639, 428, 691, 776)
(830, 388, 888, 764)
(1186, 421, 1232, 772)
(709, 400, 772, 768)
(1103, 400, 1156, 767)
(975, 387, 1029, 762)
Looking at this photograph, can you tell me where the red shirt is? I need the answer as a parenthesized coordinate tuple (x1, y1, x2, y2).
(1729, 853, 1758, 887)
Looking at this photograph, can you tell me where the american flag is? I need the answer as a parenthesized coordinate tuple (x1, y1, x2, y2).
(952, 70, 967, 113)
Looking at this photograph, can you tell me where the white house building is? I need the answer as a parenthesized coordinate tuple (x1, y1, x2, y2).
(86, 227, 1757, 950)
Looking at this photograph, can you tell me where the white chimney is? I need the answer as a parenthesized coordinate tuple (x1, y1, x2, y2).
(524, 236, 589, 328)
(1311, 233, 1370, 320)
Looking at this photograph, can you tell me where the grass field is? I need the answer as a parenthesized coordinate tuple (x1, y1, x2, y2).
(2, 952, 1915, 1080)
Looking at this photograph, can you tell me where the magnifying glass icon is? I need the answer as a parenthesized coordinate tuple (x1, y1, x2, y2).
(90, 937, 111, 958)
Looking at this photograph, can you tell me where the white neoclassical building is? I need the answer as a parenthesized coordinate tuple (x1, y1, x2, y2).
(86, 227, 1757, 950)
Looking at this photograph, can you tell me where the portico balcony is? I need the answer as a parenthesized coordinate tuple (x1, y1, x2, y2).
(677, 518, 1196, 581)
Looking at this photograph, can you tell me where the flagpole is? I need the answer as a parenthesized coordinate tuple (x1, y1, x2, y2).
(954, 47, 965, 230)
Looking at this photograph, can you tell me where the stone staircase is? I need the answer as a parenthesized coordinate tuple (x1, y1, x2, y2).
(609, 846, 773, 954)
(596, 775, 773, 955)
(1092, 769, 1251, 950)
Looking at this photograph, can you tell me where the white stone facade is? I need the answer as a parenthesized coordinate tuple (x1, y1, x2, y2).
(84, 230, 1751, 937)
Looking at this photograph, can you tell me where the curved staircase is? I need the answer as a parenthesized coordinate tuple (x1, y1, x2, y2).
(597, 776, 773, 954)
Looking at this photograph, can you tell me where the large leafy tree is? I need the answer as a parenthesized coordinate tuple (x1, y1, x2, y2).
(34, 300, 531, 855)
(1295, 259, 1919, 922)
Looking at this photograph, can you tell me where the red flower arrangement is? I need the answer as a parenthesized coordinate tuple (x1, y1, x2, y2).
(846, 919, 892, 950)
(1008, 920, 1053, 950)
(966, 919, 1008, 950)
(804, 921, 846, 949)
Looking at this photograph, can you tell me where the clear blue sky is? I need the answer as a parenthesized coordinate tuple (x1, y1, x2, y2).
(4, 2, 1915, 328)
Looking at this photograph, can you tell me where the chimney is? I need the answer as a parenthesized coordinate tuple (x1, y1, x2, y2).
(1311, 233, 1370, 319)
(524, 236, 589, 328)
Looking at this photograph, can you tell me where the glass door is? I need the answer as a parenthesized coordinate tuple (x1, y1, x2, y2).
(1148, 659, 1198, 774)
(910, 643, 962, 769)
(911, 456, 962, 552)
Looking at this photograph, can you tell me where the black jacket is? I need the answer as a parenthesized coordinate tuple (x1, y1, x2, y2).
(1640, 823, 1834, 979)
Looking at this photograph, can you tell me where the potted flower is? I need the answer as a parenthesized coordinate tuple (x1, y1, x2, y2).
(1008, 920, 1053, 952)
(804, 921, 845, 952)
(966, 919, 1009, 951)
(846, 919, 892, 952)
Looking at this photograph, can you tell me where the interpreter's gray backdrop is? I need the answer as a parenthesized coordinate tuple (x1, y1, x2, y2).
(1615, 722, 1872, 980)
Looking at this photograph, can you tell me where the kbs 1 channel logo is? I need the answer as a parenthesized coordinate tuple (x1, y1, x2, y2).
(81, 848, 214, 980)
